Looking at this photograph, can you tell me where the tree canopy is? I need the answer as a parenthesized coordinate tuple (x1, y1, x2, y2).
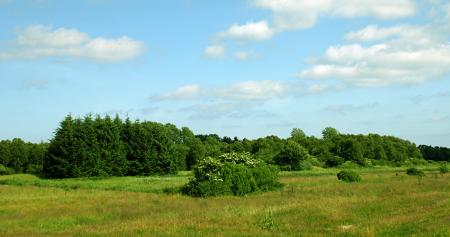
(0, 116, 443, 178)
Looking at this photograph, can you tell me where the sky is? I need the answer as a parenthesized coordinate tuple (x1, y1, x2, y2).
(0, 0, 449, 147)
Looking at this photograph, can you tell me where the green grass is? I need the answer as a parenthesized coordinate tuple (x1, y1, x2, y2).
(0, 167, 449, 236)
(0, 173, 189, 193)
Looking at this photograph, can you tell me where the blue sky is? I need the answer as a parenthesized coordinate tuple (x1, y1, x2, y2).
(1, 0, 449, 146)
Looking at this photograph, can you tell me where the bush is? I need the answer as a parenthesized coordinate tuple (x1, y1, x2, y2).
(406, 167, 425, 176)
(0, 164, 13, 175)
(438, 163, 449, 174)
(182, 152, 280, 197)
(338, 161, 360, 169)
(337, 170, 361, 182)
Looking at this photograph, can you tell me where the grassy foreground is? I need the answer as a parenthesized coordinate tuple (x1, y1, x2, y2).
(0, 168, 449, 236)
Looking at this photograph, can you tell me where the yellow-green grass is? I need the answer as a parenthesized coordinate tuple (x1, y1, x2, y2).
(0, 169, 449, 236)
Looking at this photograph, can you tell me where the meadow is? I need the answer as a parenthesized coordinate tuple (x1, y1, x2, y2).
(0, 167, 449, 237)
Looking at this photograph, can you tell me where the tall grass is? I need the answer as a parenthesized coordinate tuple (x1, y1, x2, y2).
(0, 168, 448, 236)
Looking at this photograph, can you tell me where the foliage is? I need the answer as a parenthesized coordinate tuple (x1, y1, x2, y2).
(1, 114, 435, 178)
(406, 167, 425, 176)
(182, 152, 280, 197)
(439, 163, 449, 174)
(337, 170, 362, 182)
(0, 139, 47, 175)
(43, 115, 202, 178)
(419, 145, 450, 162)
(324, 154, 345, 167)
(338, 161, 360, 169)
(274, 141, 309, 170)
(0, 164, 13, 175)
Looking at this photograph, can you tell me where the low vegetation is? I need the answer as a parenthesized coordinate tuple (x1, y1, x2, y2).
(0, 168, 448, 236)
(406, 167, 425, 177)
(439, 163, 449, 174)
(336, 170, 361, 182)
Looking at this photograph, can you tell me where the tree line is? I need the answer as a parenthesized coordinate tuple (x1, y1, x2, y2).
(418, 145, 450, 162)
(0, 139, 47, 175)
(0, 114, 447, 178)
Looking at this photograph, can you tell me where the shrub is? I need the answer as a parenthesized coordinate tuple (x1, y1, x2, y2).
(0, 164, 13, 175)
(338, 161, 360, 169)
(182, 152, 280, 197)
(337, 170, 361, 182)
(406, 167, 425, 176)
(438, 163, 448, 174)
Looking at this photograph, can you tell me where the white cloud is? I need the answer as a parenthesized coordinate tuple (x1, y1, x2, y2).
(217, 21, 274, 41)
(157, 80, 288, 101)
(299, 43, 450, 87)
(0, 25, 146, 63)
(154, 79, 339, 103)
(159, 84, 203, 100)
(345, 25, 422, 42)
(344, 24, 447, 47)
(299, 4, 450, 89)
(203, 44, 225, 59)
(17, 25, 89, 47)
(225, 80, 286, 100)
(253, 0, 334, 31)
(253, 0, 416, 31)
(233, 51, 256, 61)
(207, 0, 416, 58)
(330, 0, 415, 19)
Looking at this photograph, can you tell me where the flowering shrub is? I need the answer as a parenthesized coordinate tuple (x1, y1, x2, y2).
(182, 152, 280, 197)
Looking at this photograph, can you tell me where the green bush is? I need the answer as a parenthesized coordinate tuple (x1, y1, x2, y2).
(337, 170, 361, 182)
(0, 164, 13, 175)
(337, 161, 360, 169)
(406, 167, 425, 176)
(438, 163, 448, 174)
(182, 152, 280, 197)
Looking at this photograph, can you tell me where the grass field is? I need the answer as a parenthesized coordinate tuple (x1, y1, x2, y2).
(0, 167, 449, 236)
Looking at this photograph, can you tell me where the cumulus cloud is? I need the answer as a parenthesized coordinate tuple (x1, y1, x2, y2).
(0, 25, 146, 63)
(298, 2, 450, 88)
(156, 80, 289, 101)
(154, 79, 340, 103)
(217, 21, 274, 41)
(252, 0, 416, 31)
(344, 24, 447, 47)
(203, 44, 225, 59)
(299, 43, 450, 87)
(158, 84, 203, 100)
(208, 0, 416, 59)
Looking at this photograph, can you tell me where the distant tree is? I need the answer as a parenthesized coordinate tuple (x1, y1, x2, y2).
(275, 140, 309, 170)
(322, 127, 339, 140)
(290, 128, 306, 143)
